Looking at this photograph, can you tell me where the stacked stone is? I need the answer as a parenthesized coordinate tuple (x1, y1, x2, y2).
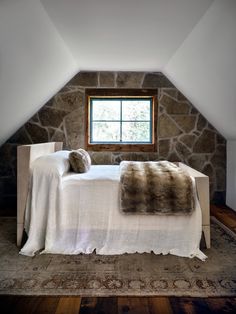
(0, 72, 226, 212)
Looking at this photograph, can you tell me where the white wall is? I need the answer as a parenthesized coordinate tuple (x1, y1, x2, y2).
(0, 0, 78, 145)
(227, 141, 236, 211)
(164, 0, 236, 140)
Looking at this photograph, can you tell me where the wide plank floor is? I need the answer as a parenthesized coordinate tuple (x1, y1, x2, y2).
(0, 204, 236, 314)
(0, 296, 236, 314)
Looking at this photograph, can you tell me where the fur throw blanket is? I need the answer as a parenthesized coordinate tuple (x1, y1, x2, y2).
(120, 161, 195, 215)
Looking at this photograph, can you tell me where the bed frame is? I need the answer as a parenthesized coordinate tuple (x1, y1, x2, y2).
(17, 142, 210, 249)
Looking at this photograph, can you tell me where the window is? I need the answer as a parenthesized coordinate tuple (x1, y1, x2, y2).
(86, 89, 157, 152)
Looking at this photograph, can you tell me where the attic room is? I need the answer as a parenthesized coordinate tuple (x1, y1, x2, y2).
(0, 0, 236, 313)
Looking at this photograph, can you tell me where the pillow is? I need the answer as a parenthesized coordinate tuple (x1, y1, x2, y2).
(32, 150, 70, 176)
(69, 149, 91, 173)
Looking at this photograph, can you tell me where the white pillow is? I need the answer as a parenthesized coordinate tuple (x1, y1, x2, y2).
(31, 150, 70, 176)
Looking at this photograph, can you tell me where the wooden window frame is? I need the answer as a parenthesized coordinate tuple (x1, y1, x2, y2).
(85, 89, 158, 152)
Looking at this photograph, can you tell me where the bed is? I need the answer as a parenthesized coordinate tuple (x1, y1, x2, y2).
(17, 142, 210, 260)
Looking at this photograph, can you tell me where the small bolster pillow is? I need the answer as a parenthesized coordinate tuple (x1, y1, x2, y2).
(32, 150, 71, 176)
(69, 149, 91, 173)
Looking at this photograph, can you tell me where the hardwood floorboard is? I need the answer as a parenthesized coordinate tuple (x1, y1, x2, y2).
(170, 297, 210, 314)
(118, 297, 150, 314)
(79, 297, 117, 314)
(148, 297, 173, 314)
(205, 297, 236, 314)
(1, 296, 236, 314)
(55, 297, 81, 314)
(211, 204, 236, 233)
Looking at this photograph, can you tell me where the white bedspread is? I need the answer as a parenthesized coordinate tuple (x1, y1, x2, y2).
(20, 153, 206, 260)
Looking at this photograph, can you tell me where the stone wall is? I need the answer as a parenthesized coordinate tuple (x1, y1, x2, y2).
(0, 72, 226, 214)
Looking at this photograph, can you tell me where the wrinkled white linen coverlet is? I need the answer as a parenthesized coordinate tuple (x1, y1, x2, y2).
(20, 155, 206, 260)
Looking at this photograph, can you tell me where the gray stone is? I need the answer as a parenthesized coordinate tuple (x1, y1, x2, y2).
(44, 98, 54, 107)
(216, 134, 226, 144)
(175, 142, 191, 160)
(168, 151, 181, 162)
(114, 153, 150, 164)
(147, 153, 159, 161)
(38, 107, 67, 128)
(188, 154, 207, 172)
(211, 145, 226, 168)
(0, 144, 15, 176)
(215, 168, 226, 190)
(202, 164, 214, 183)
(30, 113, 39, 123)
(173, 116, 196, 133)
(190, 107, 198, 115)
(99, 72, 115, 87)
(177, 91, 188, 102)
(25, 123, 48, 143)
(54, 91, 83, 112)
(193, 130, 216, 153)
(207, 123, 216, 132)
(8, 127, 32, 144)
(51, 129, 66, 147)
(159, 114, 182, 138)
(179, 134, 196, 149)
(48, 127, 56, 140)
(64, 109, 85, 149)
(158, 139, 170, 158)
(143, 73, 174, 88)
(116, 72, 144, 88)
(197, 114, 207, 131)
(90, 152, 112, 165)
(161, 88, 178, 99)
(160, 95, 190, 114)
(68, 72, 98, 87)
(212, 191, 226, 204)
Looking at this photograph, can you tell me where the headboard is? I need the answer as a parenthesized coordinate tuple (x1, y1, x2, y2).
(17, 142, 63, 247)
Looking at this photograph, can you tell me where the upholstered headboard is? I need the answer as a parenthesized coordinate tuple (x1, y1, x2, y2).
(17, 142, 63, 247)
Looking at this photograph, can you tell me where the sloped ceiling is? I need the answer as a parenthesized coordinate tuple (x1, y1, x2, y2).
(1, 0, 236, 146)
(164, 0, 236, 140)
(40, 0, 213, 71)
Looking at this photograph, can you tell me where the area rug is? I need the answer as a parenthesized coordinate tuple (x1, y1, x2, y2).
(0, 217, 235, 297)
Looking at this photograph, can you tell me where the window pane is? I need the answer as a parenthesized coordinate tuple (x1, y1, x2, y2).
(122, 100, 151, 121)
(92, 122, 120, 142)
(92, 100, 120, 121)
(122, 122, 151, 142)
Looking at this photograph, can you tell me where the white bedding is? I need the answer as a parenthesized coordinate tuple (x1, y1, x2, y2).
(20, 151, 206, 260)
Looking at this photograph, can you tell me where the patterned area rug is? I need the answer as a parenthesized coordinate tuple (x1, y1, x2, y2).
(0, 217, 235, 296)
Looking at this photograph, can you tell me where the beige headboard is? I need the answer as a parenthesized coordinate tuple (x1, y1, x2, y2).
(17, 142, 63, 247)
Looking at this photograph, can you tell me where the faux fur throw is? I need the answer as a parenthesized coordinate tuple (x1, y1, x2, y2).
(120, 161, 195, 215)
(69, 149, 91, 173)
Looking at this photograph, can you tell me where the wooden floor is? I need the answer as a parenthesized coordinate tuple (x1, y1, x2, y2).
(0, 296, 236, 314)
(0, 204, 236, 314)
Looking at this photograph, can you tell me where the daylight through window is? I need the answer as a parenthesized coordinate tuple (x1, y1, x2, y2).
(86, 89, 157, 152)
(90, 98, 152, 144)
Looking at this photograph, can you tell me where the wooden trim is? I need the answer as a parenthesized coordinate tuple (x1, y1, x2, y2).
(85, 89, 158, 152)
(85, 88, 158, 97)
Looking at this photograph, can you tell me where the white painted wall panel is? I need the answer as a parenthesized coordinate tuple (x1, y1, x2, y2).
(0, 0, 78, 145)
(164, 0, 236, 139)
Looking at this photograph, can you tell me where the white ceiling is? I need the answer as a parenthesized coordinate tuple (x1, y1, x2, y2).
(40, 0, 213, 71)
(1, 0, 236, 145)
